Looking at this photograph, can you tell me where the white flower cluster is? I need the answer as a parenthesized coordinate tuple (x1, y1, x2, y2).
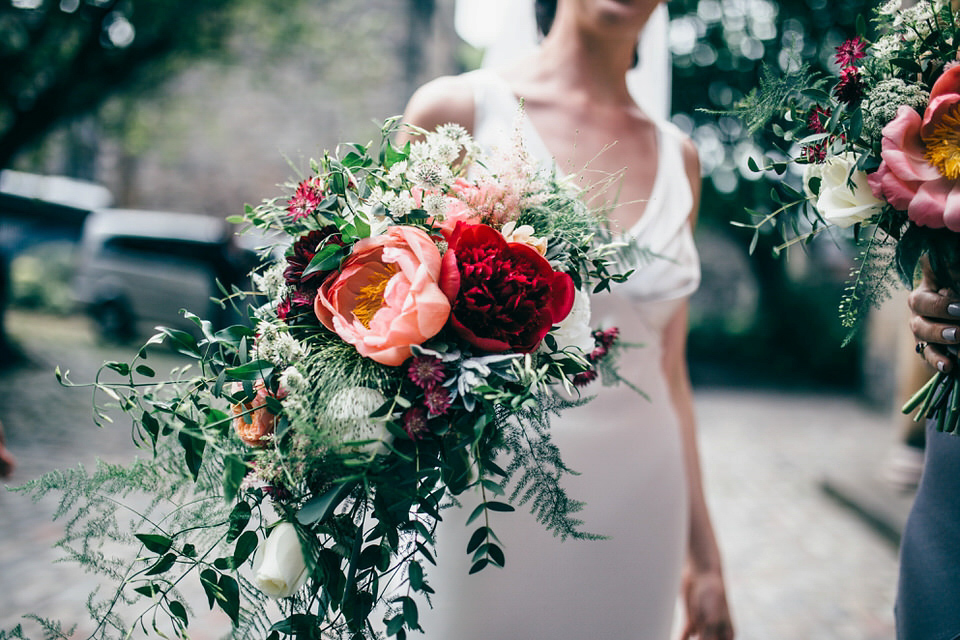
(863, 78, 930, 143)
(256, 321, 307, 365)
(405, 125, 472, 190)
(252, 262, 288, 303)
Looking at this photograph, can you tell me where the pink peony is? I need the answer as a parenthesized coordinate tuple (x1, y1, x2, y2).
(868, 65, 960, 230)
(314, 226, 454, 366)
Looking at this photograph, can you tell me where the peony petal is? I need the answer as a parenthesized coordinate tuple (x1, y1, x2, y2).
(922, 94, 960, 140)
(928, 64, 960, 105)
(907, 178, 951, 228)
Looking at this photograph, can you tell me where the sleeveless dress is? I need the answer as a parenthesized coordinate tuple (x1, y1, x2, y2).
(896, 420, 960, 640)
(419, 68, 701, 640)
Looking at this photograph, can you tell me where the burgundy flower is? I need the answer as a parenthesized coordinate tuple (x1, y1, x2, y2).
(423, 384, 452, 416)
(596, 327, 620, 351)
(572, 370, 598, 388)
(807, 105, 832, 135)
(834, 66, 865, 104)
(402, 407, 429, 440)
(440, 223, 575, 353)
(834, 37, 866, 67)
(408, 355, 446, 388)
(803, 143, 828, 164)
(287, 176, 325, 220)
(284, 227, 342, 289)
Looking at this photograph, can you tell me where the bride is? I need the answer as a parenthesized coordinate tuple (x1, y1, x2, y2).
(397, 0, 734, 638)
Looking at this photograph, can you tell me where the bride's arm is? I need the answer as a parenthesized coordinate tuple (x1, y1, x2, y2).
(662, 140, 734, 640)
(396, 75, 476, 145)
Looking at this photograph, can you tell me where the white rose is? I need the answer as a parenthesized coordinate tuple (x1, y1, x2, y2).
(324, 387, 392, 454)
(803, 153, 884, 228)
(549, 288, 594, 353)
(252, 522, 308, 599)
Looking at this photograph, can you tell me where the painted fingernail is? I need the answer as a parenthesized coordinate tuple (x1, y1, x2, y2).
(939, 360, 948, 372)
(949, 303, 960, 317)
(944, 327, 958, 341)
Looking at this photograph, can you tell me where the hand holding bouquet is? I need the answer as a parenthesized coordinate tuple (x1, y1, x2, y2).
(733, 0, 960, 432)
(23, 118, 637, 640)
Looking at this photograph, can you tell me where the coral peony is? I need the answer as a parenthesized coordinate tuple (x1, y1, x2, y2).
(868, 65, 960, 230)
(314, 226, 453, 366)
(442, 223, 575, 353)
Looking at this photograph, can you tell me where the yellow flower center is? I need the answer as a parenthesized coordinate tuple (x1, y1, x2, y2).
(353, 262, 398, 329)
(925, 103, 960, 181)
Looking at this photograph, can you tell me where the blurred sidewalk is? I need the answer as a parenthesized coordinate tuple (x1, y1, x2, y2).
(0, 311, 902, 639)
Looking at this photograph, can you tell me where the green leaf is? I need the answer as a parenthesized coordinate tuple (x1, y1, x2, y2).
(135, 364, 155, 377)
(169, 601, 188, 627)
(298, 481, 356, 525)
(487, 544, 505, 568)
(145, 553, 177, 576)
(466, 527, 488, 554)
(233, 530, 259, 566)
(218, 574, 241, 624)
(302, 243, 345, 278)
(408, 561, 424, 592)
(200, 569, 220, 609)
(158, 327, 201, 357)
(401, 596, 419, 629)
(223, 456, 248, 504)
(483, 501, 515, 513)
(227, 501, 252, 542)
(135, 533, 173, 555)
(225, 359, 274, 381)
(468, 558, 489, 574)
(104, 361, 130, 376)
(179, 430, 206, 481)
(133, 583, 161, 598)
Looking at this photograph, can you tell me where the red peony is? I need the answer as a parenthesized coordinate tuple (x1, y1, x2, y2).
(440, 223, 575, 353)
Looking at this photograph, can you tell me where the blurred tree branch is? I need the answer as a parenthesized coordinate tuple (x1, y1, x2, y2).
(0, 0, 243, 169)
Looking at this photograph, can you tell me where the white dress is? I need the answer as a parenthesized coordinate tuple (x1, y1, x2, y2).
(420, 68, 701, 640)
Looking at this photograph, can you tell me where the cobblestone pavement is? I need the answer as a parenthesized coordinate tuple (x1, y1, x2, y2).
(0, 311, 900, 639)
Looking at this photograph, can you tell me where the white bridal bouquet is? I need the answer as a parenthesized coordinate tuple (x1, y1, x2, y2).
(7, 118, 638, 640)
(735, 0, 960, 432)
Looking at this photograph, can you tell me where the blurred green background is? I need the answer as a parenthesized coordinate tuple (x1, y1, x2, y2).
(1, 0, 896, 398)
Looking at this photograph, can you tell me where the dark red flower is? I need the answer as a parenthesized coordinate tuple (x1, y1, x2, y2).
(408, 355, 446, 388)
(803, 143, 828, 164)
(440, 223, 575, 353)
(287, 176, 326, 220)
(402, 407, 429, 440)
(834, 37, 867, 67)
(284, 227, 342, 289)
(834, 66, 865, 104)
(807, 105, 832, 135)
(423, 384, 452, 416)
(572, 370, 598, 388)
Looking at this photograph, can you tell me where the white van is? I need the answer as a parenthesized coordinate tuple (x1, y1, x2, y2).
(73, 209, 258, 341)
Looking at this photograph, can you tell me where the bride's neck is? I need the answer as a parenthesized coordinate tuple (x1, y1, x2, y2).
(533, 35, 635, 105)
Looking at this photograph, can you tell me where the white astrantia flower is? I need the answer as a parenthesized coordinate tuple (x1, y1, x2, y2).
(423, 192, 449, 218)
(324, 387, 391, 454)
(430, 136, 461, 165)
(408, 160, 453, 190)
(385, 161, 408, 188)
(252, 262, 288, 302)
(388, 191, 416, 218)
(279, 366, 307, 394)
(252, 522, 308, 599)
(436, 123, 470, 145)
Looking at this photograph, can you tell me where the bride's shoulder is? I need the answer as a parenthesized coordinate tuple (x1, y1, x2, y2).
(401, 74, 477, 136)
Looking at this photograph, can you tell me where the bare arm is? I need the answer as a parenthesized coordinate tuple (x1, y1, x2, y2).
(396, 75, 476, 146)
(664, 139, 734, 640)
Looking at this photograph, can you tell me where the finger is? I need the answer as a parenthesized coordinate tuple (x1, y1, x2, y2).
(921, 343, 955, 373)
(908, 287, 960, 322)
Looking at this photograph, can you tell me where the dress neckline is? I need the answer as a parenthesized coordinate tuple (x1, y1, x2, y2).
(478, 68, 666, 239)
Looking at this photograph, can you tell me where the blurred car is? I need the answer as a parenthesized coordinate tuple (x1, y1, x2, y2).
(73, 209, 260, 341)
